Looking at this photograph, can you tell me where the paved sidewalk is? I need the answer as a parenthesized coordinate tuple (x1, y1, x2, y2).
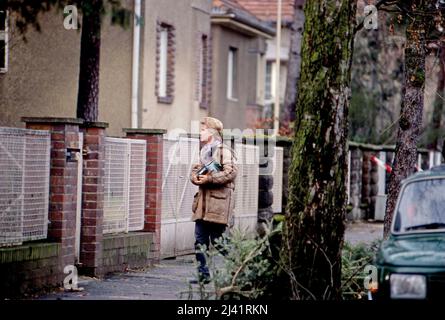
(344, 221, 383, 245)
(37, 255, 200, 300)
(34, 221, 383, 300)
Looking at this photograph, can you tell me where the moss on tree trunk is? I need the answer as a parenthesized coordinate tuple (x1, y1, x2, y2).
(281, 0, 357, 300)
(384, 6, 426, 238)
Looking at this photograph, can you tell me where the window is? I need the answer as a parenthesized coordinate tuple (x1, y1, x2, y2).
(156, 22, 175, 103)
(265, 61, 274, 101)
(198, 34, 210, 108)
(227, 47, 238, 100)
(158, 28, 168, 97)
(0, 10, 8, 73)
(394, 179, 445, 233)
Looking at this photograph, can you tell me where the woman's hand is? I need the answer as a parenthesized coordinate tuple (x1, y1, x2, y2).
(195, 175, 210, 185)
(190, 163, 202, 185)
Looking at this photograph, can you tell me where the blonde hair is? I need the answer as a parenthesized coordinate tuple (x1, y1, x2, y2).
(201, 117, 223, 142)
(207, 128, 222, 141)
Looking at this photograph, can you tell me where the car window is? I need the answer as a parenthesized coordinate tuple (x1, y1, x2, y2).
(394, 179, 445, 233)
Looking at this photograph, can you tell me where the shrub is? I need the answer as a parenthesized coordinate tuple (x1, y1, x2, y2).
(189, 222, 282, 300)
(341, 241, 380, 300)
(186, 223, 380, 300)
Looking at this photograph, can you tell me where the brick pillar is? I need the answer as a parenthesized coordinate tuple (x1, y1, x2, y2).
(79, 122, 108, 277)
(124, 128, 166, 262)
(23, 117, 83, 281)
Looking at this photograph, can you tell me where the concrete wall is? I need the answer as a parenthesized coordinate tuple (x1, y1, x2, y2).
(0, 6, 133, 136)
(140, 0, 210, 133)
(210, 24, 263, 130)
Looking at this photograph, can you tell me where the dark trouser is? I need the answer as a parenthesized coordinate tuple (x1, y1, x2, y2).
(194, 219, 226, 278)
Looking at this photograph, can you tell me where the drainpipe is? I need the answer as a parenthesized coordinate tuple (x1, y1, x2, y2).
(273, 0, 282, 136)
(131, 0, 142, 128)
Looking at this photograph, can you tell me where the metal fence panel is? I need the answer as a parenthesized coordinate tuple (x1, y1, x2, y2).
(103, 138, 128, 234)
(128, 141, 146, 232)
(162, 138, 199, 218)
(242, 144, 259, 215)
(23, 132, 50, 241)
(161, 137, 199, 257)
(161, 138, 181, 257)
(233, 143, 244, 218)
(0, 131, 25, 246)
(271, 147, 283, 213)
(234, 143, 259, 216)
(103, 137, 146, 234)
(177, 137, 200, 219)
(175, 138, 199, 255)
(161, 138, 261, 256)
(0, 128, 50, 247)
(162, 139, 180, 220)
(233, 143, 259, 232)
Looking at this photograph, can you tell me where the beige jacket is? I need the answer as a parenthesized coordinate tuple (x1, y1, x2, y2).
(190, 144, 238, 225)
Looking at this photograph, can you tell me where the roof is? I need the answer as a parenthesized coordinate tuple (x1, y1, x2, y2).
(403, 165, 445, 184)
(212, 0, 276, 37)
(213, 0, 247, 11)
(235, 0, 298, 23)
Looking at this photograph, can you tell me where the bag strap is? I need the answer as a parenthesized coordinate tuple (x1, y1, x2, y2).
(220, 145, 223, 165)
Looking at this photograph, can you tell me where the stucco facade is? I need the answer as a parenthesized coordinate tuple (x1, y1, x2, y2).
(264, 27, 291, 103)
(1, 0, 273, 135)
(236, 0, 303, 121)
(210, 24, 266, 130)
(0, 5, 133, 136)
(139, 0, 211, 133)
(209, 0, 275, 130)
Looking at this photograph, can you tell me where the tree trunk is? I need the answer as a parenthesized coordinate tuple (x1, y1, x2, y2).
(384, 11, 426, 238)
(282, 0, 357, 300)
(76, 0, 103, 121)
(429, 44, 445, 151)
(283, 0, 305, 124)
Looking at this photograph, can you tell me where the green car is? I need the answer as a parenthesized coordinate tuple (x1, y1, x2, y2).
(375, 165, 445, 300)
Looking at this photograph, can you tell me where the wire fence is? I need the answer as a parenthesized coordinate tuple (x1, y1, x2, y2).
(0, 127, 50, 247)
(233, 143, 260, 232)
(103, 137, 146, 234)
(161, 136, 200, 257)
